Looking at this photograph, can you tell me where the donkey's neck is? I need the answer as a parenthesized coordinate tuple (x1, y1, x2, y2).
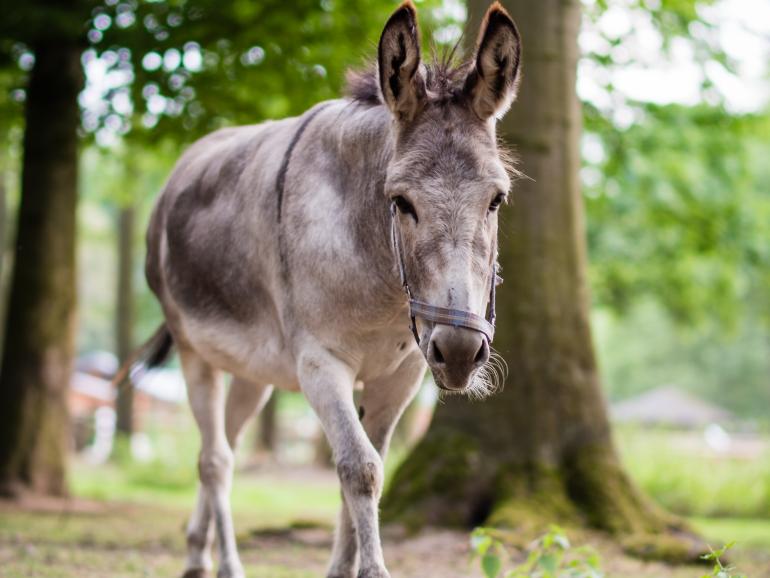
(315, 101, 402, 295)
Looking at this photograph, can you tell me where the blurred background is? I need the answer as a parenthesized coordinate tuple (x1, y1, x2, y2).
(0, 0, 768, 577)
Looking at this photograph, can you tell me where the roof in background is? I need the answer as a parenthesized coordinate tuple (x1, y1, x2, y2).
(611, 385, 734, 428)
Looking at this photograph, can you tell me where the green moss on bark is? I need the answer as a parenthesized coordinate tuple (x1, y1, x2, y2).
(621, 532, 709, 565)
(383, 433, 707, 563)
(561, 443, 680, 535)
(382, 432, 491, 530)
(487, 463, 581, 534)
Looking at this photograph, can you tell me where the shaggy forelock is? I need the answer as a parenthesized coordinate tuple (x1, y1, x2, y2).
(345, 45, 473, 107)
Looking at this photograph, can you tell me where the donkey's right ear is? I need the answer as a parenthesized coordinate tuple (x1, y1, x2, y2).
(378, 1, 425, 121)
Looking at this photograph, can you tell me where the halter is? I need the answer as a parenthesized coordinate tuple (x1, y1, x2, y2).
(390, 202, 502, 345)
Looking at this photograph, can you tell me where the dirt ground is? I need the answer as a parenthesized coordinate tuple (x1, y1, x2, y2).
(1, 495, 768, 578)
(0, 500, 770, 578)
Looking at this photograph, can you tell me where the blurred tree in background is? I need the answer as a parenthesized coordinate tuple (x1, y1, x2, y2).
(0, 0, 91, 496)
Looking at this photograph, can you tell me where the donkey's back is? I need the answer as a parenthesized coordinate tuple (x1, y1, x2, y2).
(146, 114, 306, 387)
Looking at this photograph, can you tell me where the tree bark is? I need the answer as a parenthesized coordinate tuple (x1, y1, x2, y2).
(0, 163, 7, 340)
(384, 0, 680, 541)
(0, 168, 6, 297)
(0, 40, 82, 497)
(256, 393, 277, 454)
(115, 205, 135, 437)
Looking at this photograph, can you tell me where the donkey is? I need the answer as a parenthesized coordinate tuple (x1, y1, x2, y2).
(139, 2, 521, 576)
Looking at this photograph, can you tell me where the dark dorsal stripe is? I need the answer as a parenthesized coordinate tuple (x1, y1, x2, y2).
(276, 103, 332, 222)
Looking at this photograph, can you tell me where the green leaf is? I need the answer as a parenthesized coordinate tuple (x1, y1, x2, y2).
(538, 552, 559, 575)
(482, 552, 502, 578)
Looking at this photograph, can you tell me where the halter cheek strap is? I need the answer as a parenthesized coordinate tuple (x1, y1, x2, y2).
(390, 203, 501, 345)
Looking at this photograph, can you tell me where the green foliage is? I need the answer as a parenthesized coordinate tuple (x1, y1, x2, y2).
(86, 0, 458, 143)
(470, 526, 604, 578)
(2, 0, 460, 146)
(584, 104, 770, 327)
(700, 542, 747, 578)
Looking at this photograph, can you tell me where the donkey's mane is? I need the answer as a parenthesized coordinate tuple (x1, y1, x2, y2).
(345, 45, 473, 107)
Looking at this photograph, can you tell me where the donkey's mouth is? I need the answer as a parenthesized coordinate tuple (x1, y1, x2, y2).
(432, 362, 501, 400)
(431, 371, 472, 394)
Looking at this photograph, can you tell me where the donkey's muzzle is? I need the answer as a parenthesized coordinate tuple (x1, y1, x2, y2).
(427, 325, 490, 391)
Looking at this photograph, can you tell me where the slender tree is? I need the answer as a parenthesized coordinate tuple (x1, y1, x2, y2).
(384, 0, 688, 547)
(257, 394, 277, 455)
(115, 204, 135, 437)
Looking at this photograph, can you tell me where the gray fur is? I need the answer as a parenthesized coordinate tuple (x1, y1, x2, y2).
(145, 4, 521, 577)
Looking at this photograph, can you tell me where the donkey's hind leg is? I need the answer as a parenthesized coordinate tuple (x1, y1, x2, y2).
(179, 349, 254, 578)
(326, 352, 425, 578)
(183, 376, 273, 578)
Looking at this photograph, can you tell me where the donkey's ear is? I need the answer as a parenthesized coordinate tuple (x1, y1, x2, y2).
(464, 2, 522, 120)
(378, 1, 425, 121)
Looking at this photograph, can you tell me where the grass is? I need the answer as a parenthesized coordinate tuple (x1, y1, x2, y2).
(692, 517, 770, 550)
(615, 426, 770, 518)
(71, 460, 341, 528)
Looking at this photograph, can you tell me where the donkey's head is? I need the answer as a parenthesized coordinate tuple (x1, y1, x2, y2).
(373, 1, 521, 395)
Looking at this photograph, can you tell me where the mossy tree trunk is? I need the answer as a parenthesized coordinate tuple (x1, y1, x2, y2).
(0, 40, 83, 497)
(384, 0, 678, 539)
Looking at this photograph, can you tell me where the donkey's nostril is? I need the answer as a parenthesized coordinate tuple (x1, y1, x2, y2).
(474, 339, 489, 365)
(431, 340, 445, 364)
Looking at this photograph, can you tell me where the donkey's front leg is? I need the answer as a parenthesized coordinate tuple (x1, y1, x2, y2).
(327, 352, 427, 577)
(299, 349, 389, 578)
(179, 349, 244, 578)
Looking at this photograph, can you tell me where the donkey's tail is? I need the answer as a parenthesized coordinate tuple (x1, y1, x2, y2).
(111, 323, 175, 387)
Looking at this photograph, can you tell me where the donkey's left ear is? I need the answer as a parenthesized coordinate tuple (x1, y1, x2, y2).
(464, 2, 522, 121)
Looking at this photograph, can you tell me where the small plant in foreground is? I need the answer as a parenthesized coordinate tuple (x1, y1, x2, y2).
(700, 542, 747, 578)
(471, 527, 750, 578)
(470, 526, 604, 578)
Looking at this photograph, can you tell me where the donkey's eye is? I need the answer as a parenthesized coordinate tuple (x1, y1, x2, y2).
(393, 195, 418, 221)
(489, 193, 506, 212)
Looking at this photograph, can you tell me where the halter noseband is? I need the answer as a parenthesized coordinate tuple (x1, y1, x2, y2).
(390, 202, 501, 345)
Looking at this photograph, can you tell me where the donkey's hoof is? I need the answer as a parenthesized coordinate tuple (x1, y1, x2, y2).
(357, 567, 390, 578)
(182, 569, 209, 578)
(327, 570, 356, 578)
(216, 565, 245, 578)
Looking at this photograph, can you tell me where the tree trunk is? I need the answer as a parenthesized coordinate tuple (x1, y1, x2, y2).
(256, 393, 277, 454)
(0, 40, 82, 497)
(0, 163, 7, 341)
(0, 168, 5, 296)
(384, 0, 682, 544)
(115, 205, 135, 437)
